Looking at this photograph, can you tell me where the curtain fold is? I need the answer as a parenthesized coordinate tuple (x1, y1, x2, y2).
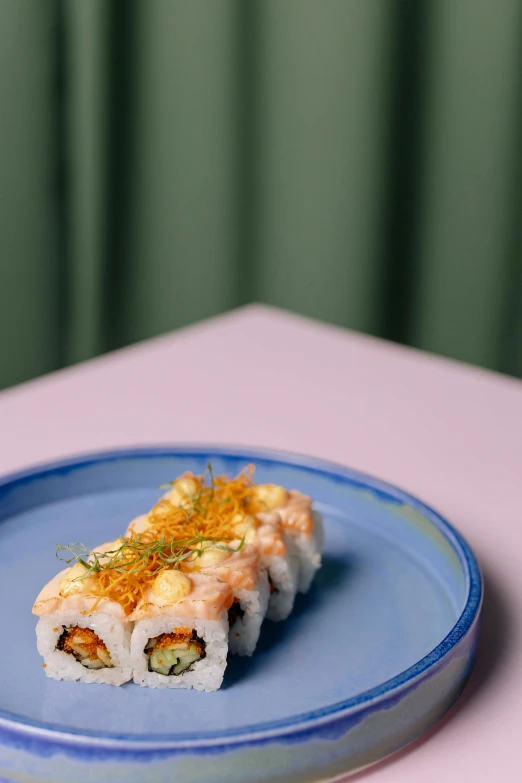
(0, 0, 521, 390)
(64, 0, 110, 364)
(0, 0, 62, 388)
(411, 0, 522, 371)
(113, 0, 242, 349)
(253, 0, 394, 336)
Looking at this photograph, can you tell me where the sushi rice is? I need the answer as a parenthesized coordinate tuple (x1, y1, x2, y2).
(36, 610, 132, 686)
(263, 547, 300, 622)
(131, 612, 228, 692)
(290, 510, 324, 594)
(228, 569, 270, 656)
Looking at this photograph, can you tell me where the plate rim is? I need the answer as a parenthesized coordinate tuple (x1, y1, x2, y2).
(0, 444, 483, 750)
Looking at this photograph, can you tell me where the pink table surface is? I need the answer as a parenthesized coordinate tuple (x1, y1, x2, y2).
(1, 304, 520, 781)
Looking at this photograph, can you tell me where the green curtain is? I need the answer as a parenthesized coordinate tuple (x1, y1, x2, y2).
(1, 0, 521, 390)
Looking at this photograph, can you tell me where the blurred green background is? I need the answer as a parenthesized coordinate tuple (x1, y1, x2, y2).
(1, 0, 521, 390)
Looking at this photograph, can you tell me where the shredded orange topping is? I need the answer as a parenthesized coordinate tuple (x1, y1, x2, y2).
(76, 466, 273, 615)
(86, 542, 190, 615)
(70, 468, 255, 614)
(140, 465, 263, 543)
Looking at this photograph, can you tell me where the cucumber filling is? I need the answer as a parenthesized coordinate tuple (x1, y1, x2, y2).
(145, 629, 206, 676)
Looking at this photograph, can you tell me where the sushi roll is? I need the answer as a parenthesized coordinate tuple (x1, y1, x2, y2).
(254, 511, 300, 621)
(252, 486, 323, 594)
(128, 508, 271, 655)
(130, 471, 301, 623)
(35, 464, 324, 690)
(130, 571, 232, 692)
(227, 570, 269, 655)
(181, 542, 270, 656)
(32, 549, 133, 686)
(167, 472, 300, 621)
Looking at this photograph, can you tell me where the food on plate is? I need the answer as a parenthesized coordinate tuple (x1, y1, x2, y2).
(250, 485, 324, 594)
(32, 540, 134, 686)
(33, 464, 323, 689)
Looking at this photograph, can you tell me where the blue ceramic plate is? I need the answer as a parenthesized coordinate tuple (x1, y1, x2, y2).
(0, 446, 481, 783)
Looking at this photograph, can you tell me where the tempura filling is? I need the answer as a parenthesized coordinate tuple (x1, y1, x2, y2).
(145, 628, 206, 676)
(56, 625, 113, 669)
(228, 600, 245, 627)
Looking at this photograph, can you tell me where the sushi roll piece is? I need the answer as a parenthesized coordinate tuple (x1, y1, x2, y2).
(127, 469, 308, 623)
(182, 542, 269, 656)
(227, 570, 269, 655)
(253, 486, 324, 594)
(130, 473, 301, 623)
(253, 511, 300, 622)
(203, 505, 299, 623)
(130, 571, 232, 692)
(32, 547, 133, 686)
(128, 510, 274, 649)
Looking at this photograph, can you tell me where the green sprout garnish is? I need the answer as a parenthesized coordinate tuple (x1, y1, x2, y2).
(56, 530, 246, 582)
